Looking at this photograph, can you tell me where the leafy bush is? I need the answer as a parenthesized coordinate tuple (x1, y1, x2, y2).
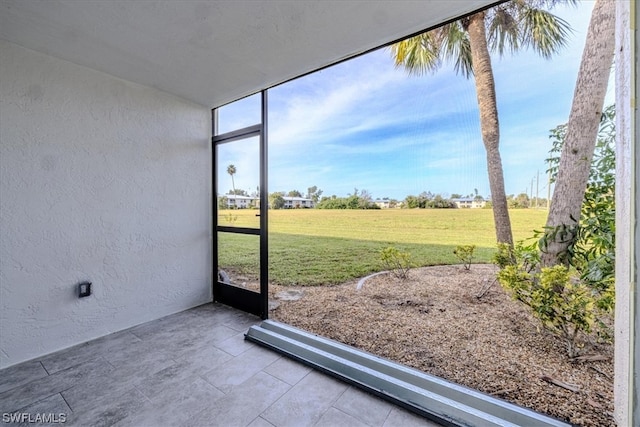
(494, 241, 538, 271)
(218, 196, 228, 210)
(496, 105, 616, 358)
(380, 246, 412, 279)
(222, 212, 238, 225)
(316, 189, 380, 209)
(498, 263, 604, 357)
(453, 245, 475, 270)
(493, 243, 514, 269)
(543, 104, 615, 287)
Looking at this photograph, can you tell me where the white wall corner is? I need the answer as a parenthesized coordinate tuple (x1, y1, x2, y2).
(614, 1, 636, 426)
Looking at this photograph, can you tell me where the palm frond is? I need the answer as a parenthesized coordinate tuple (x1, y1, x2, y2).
(520, 0, 578, 10)
(390, 0, 576, 77)
(485, 1, 574, 59)
(487, 6, 520, 56)
(519, 7, 573, 59)
(390, 33, 441, 76)
(433, 22, 472, 78)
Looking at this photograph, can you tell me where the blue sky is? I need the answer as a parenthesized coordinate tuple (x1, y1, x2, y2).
(217, 1, 613, 201)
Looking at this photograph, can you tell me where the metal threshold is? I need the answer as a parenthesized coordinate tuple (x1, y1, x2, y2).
(245, 320, 570, 427)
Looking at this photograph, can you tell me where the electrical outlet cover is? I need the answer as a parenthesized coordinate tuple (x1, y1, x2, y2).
(78, 281, 92, 298)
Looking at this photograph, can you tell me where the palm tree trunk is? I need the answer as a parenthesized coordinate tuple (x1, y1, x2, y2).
(540, 0, 615, 268)
(467, 13, 513, 246)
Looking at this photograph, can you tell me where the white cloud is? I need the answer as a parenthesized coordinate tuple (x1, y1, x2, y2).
(218, 1, 597, 201)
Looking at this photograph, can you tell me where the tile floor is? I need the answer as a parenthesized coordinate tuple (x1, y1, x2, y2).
(0, 303, 440, 426)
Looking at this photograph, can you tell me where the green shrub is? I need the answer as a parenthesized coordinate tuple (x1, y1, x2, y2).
(543, 104, 616, 290)
(380, 246, 412, 279)
(222, 212, 238, 225)
(453, 245, 475, 270)
(493, 243, 514, 269)
(497, 246, 612, 358)
(493, 240, 539, 272)
(496, 107, 616, 358)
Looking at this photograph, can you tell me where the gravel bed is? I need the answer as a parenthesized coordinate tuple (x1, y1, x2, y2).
(270, 264, 614, 427)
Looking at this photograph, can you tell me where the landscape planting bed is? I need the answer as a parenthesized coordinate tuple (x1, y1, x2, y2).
(270, 264, 614, 427)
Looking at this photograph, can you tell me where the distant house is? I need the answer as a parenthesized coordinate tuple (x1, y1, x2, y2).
(374, 199, 391, 209)
(283, 196, 314, 209)
(224, 195, 315, 209)
(452, 198, 486, 209)
(225, 195, 258, 209)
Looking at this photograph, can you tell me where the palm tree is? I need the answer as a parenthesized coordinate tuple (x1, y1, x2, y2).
(391, 0, 575, 246)
(226, 164, 237, 195)
(541, 0, 615, 268)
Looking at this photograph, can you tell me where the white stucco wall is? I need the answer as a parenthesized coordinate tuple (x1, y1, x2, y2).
(0, 40, 212, 368)
(614, 1, 637, 425)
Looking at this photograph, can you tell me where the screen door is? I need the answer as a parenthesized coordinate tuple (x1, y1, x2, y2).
(212, 92, 268, 318)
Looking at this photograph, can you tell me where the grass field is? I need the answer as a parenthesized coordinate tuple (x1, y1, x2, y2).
(218, 208, 548, 286)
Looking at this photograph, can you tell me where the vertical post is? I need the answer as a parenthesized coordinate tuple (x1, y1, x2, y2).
(260, 90, 269, 319)
(632, 7, 639, 426)
(536, 171, 539, 208)
(212, 109, 219, 302)
(530, 178, 534, 207)
(613, 1, 636, 425)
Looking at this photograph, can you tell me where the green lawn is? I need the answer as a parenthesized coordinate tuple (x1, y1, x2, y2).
(218, 208, 547, 286)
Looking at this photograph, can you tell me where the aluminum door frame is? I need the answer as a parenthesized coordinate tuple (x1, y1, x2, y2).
(212, 91, 268, 319)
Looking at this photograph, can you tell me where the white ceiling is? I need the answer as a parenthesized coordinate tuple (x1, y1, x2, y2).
(0, 0, 495, 108)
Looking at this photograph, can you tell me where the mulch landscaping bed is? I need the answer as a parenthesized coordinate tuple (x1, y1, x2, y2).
(269, 264, 614, 427)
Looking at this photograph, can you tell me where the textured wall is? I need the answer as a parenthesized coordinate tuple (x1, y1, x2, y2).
(0, 40, 212, 368)
(613, 2, 636, 425)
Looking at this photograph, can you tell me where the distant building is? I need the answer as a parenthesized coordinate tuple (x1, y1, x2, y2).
(283, 196, 314, 209)
(374, 199, 391, 209)
(222, 195, 315, 209)
(224, 195, 257, 209)
(452, 198, 486, 209)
